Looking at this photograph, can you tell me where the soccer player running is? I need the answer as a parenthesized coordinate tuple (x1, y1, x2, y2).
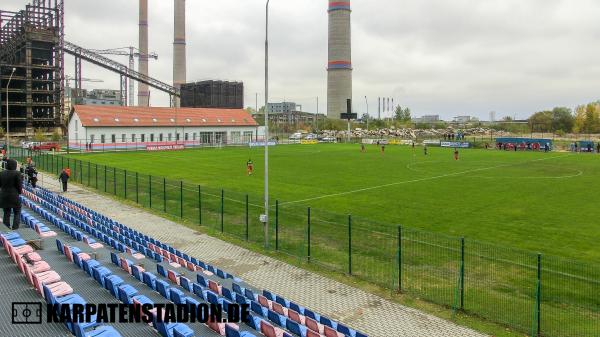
(424, 145, 428, 156)
(454, 148, 460, 161)
(246, 159, 254, 176)
(381, 144, 385, 155)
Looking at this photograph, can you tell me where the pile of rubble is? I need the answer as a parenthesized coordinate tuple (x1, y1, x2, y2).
(319, 127, 509, 139)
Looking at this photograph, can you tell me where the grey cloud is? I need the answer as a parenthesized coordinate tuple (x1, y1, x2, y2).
(3, 0, 600, 119)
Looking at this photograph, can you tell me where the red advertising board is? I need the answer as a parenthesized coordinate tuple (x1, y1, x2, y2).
(146, 144, 185, 151)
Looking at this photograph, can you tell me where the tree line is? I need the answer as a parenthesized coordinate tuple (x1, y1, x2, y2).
(528, 102, 600, 135)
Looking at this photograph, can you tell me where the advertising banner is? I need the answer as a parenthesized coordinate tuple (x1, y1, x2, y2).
(146, 144, 185, 151)
(440, 142, 470, 148)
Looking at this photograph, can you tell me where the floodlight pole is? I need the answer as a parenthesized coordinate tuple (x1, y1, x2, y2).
(264, 0, 271, 248)
(6, 67, 16, 156)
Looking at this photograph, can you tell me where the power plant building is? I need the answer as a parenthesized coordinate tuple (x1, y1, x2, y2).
(180, 81, 243, 109)
(327, 1, 353, 119)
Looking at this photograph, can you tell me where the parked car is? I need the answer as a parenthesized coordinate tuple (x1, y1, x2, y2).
(304, 134, 317, 140)
(31, 142, 60, 151)
(321, 136, 336, 143)
(289, 133, 302, 140)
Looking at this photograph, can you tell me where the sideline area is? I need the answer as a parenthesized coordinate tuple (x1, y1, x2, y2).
(29, 171, 488, 337)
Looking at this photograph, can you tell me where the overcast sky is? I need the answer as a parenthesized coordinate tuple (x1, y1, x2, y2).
(4, 0, 600, 120)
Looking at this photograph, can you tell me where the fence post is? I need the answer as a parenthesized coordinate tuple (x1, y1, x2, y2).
(536, 254, 542, 337)
(61, 156, 64, 173)
(198, 185, 202, 225)
(149, 175, 152, 208)
(104, 166, 107, 192)
(95, 164, 98, 188)
(135, 172, 139, 204)
(113, 167, 116, 195)
(460, 237, 465, 310)
(220, 189, 224, 232)
(348, 214, 352, 275)
(245, 194, 249, 242)
(163, 177, 166, 213)
(79, 160, 83, 183)
(124, 170, 127, 199)
(275, 200, 279, 250)
(87, 161, 90, 186)
(180, 181, 183, 218)
(307, 207, 311, 262)
(396, 226, 403, 293)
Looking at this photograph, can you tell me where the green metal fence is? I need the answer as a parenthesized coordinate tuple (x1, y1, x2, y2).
(14, 149, 600, 337)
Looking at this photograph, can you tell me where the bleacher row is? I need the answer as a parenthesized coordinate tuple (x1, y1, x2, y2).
(0, 184, 368, 337)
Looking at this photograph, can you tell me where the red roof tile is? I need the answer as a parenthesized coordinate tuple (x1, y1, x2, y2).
(72, 105, 258, 127)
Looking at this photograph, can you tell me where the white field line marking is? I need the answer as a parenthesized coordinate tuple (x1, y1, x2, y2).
(279, 154, 572, 206)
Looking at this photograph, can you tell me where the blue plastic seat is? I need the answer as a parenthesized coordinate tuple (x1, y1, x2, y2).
(110, 252, 119, 266)
(222, 287, 234, 301)
(93, 266, 112, 287)
(83, 259, 101, 276)
(169, 288, 186, 304)
(157, 264, 167, 277)
(105, 275, 124, 298)
(155, 280, 171, 299)
(196, 274, 207, 287)
(286, 319, 307, 337)
(268, 310, 286, 327)
(143, 272, 158, 290)
(225, 324, 257, 337)
(118, 284, 138, 304)
(179, 277, 192, 292)
(192, 283, 205, 300)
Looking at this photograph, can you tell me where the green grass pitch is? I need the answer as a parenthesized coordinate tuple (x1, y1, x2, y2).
(66, 143, 599, 262)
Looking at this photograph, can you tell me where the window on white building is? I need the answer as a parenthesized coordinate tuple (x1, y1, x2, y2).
(243, 131, 253, 142)
(90, 135, 95, 143)
(111, 134, 116, 143)
(101, 135, 105, 143)
(176, 133, 180, 141)
(168, 133, 172, 141)
(131, 134, 136, 142)
(141, 134, 146, 142)
(193, 133, 197, 141)
(231, 131, 241, 144)
(159, 134, 163, 142)
(121, 134, 126, 143)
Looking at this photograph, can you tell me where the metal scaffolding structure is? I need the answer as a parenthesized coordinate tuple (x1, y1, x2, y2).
(63, 41, 180, 107)
(0, 0, 64, 134)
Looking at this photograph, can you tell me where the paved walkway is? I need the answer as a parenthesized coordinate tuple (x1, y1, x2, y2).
(36, 172, 487, 337)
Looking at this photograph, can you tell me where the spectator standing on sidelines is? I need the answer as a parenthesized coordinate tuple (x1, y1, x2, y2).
(381, 144, 385, 155)
(361, 144, 365, 153)
(424, 145, 428, 156)
(596, 142, 600, 154)
(0, 159, 22, 229)
(59, 168, 70, 192)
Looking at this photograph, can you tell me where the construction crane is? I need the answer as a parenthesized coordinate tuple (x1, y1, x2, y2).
(89, 47, 158, 106)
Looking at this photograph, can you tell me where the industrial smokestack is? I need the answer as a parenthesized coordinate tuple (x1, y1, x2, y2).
(173, 0, 186, 107)
(327, 1, 352, 119)
(138, 0, 150, 106)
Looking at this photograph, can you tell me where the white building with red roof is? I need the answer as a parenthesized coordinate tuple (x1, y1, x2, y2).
(68, 105, 260, 150)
